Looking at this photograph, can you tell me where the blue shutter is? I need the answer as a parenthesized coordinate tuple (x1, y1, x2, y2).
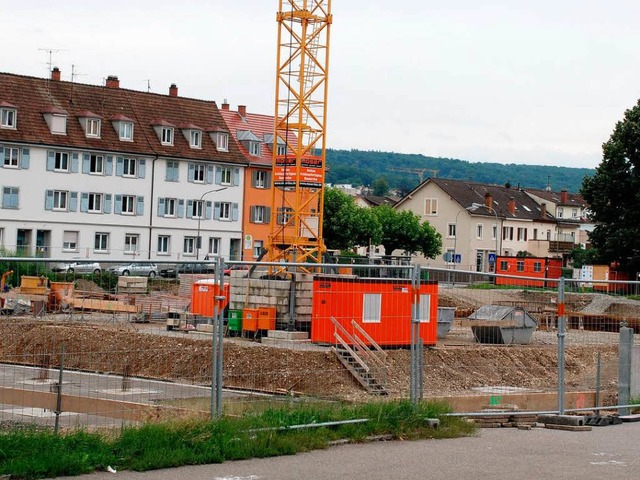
(44, 190, 54, 210)
(0, 146, 3, 167)
(114, 194, 122, 214)
(205, 200, 212, 220)
(165, 162, 174, 181)
(136, 196, 144, 216)
(69, 192, 78, 212)
(116, 157, 124, 176)
(71, 153, 79, 173)
(213, 202, 221, 220)
(206, 165, 214, 184)
(232, 203, 239, 221)
(103, 194, 112, 214)
(138, 159, 146, 178)
(233, 168, 240, 186)
(177, 199, 185, 218)
(187, 200, 193, 218)
(82, 154, 90, 174)
(105, 156, 114, 175)
(214, 166, 222, 185)
(188, 163, 195, 182)
(47, 151, 55, 171)
(20, 148, 30, 169)
(157, 198, 165, 217)
(80, 193, 89, 212)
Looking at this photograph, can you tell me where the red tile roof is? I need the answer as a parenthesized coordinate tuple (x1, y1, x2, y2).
(76, 110, 102, 118)
(219, 107, 278, 167)
(0, 72, 247, 165)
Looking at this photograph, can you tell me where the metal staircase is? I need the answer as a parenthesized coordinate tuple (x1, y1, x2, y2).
(330, 317, 388, 395)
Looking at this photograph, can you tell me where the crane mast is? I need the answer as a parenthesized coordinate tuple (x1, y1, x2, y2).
(268, 0, 332, 268)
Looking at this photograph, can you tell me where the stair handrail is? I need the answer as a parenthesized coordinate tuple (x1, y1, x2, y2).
(333, 333, 370, 373)
(351, 333, 387, 369)
(351, 320, 388, 360)
(330, 316, 357, 347)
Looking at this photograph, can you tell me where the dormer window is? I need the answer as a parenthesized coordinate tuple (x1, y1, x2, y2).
(238, 130, 262, 157)
(277, 144, 286, 155)
(207, 126, 230, 152)
(190, 130, 201, 148)
(249, 141, 260, 156)
(162, 127, 174, 145)
(264, 133, 286, 156)
(1, 102, 17, 129)
(110, 114, 135, 142)
(87, 119, 101, 137)
(151, 119, 176, 146)
(77, 111, 102, 138)
(42, 106, 68, 135)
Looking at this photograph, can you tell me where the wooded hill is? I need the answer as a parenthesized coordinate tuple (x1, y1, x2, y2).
(325, 149, 595, 194)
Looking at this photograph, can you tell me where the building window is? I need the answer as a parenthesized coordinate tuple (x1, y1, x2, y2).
(499, 260, 508, 271)
(209, 237, 220, 256)
(166, 161, 179, 181)
(157, 235, 170, 255)
(517, 227, 528, 242)
(121, 195, 136, 215)
(190, 200, 204, 219)
(277, 207, 293, 225)
(424, 198, 438, 216)
(557, 207, 563, 218)
(3, 147, 19, 167)
(86, 118, 101, 137)
(447, 223, 456, 238)
(492, 225, 498, 240)
(533, 228, 538, 240)
(89, 154, 104, 174)
(194, 164, 205, 183)
(476, 224, 483, 239)
(2, 187, 18, 209)
(1, 108, 16, 129)
(123, 157, 136, 177)
(503, 226, 514, 241)
(253, 240, 264, 258)
(94, 233, 109, 252)
(362, 293, 382, 323)
(124, 234, 139, 254)
(183, 236, 196, 255)
(419, 294, 431, 323)
(215, 132, 228, 151)
(53, 190, 68, 211)
(161, 127, 174, 145)
(251, 205, 268, 223)
(162, 198, 176, 217)
(533, 261, 542, 273)
(190, 130, 202, 148)
(248, 141, 260, 156)
(88, 193, 102, 213)
(516, 260, 525, 272)
(572, 208, 578, 218)
(220, 167, 232, 185)
(255, 170, 267, 188)
(219, 202, 231, 220)
(277, 144, 286, 155)
(119, 122, 133, 141)
(62, 231, 79, 252)
(55, 151, 69, 171)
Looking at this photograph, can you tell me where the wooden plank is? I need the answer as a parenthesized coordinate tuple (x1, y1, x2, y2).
(545, 424, 592, 432)
(67, 297, 139, 313)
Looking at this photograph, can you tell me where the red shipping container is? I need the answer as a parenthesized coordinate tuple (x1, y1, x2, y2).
(311, 277, 438, 347)
(495, 256, 562, 288)
(258, 306, 276, 330)
(190, 280, 229, 317)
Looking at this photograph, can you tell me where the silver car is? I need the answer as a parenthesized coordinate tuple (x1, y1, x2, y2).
(109, 262, 158, 277)
(51, 261, 102, 274)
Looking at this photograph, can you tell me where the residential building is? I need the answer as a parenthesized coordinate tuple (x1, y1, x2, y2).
(0, 70, 247, 260)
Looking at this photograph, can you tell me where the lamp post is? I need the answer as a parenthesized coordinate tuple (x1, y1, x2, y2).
(196, 187, 228, 260)
(453, 204, 481, 270)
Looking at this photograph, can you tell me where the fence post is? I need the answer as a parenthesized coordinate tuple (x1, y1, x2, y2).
(54, 343, 64, 434)
(410, 264, 421, 404)
(557, 277, 566, 415)
(211, 255, 225, 419)
(619, 322, 633, 416)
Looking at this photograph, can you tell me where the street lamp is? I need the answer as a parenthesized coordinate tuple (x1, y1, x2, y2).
(196, 187, 228, 260)
(453, 204, 480, 270)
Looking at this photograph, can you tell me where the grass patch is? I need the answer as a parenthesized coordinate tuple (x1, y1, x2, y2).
(0, 400, 474, 479)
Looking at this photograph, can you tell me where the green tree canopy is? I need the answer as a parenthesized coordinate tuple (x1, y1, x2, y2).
(581, 99, 640, 271)
(322, 188, 381, 251)
(371, 177, 389, 196)
(373, 205, 442, 258)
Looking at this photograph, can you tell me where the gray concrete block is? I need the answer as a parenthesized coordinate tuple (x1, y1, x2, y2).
(537, 415, 585, 426)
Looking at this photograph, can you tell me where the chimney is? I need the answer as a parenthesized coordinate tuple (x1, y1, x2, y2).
(508, 197, 516, 215)
(484, 192, 493, 209)
(221, 101, 230, 111)
(169, 83, 178, 97)
(560, 189, 568, 204)
(106, 75, 120, 89)
(51, 67, 61, 81)
(540, 202, 547, 217)
(238, 105, 247, 118)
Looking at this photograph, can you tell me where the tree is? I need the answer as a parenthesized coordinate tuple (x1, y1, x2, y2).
(373, 205, 442, 258)
(322, 188, 381, 251)
(371, 177, 389, 196)
(581, 99, 640, 271)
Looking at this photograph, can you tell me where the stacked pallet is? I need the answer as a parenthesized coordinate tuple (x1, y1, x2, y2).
(468, 406, 538, 429)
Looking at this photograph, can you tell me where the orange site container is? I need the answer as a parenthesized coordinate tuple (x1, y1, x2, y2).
(258, 306, 276, 330)
(190, 280, 230, 317)
(495, 256, 562, 288)
(311, 277, 438, 347)
(243, 308, 259, 332)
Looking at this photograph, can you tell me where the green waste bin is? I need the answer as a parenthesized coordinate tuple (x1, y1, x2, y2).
(227, 309, 243, 333)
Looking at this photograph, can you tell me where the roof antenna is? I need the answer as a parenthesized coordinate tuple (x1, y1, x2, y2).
(546, 175, 551, 192)
(145, 79, 151, 92)
(69, 64, 86, 103)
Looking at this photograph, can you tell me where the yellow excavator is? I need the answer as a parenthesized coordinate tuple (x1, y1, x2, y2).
(1, 270, 13, 292)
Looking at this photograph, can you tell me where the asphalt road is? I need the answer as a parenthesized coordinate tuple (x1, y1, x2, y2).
(67, 422, 640, 480)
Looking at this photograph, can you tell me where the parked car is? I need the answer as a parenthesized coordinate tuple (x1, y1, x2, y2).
(177, 263, 216, 275)
(51, 261, 102, 274)
(159, 265, 177, 278)
(108, 262, 158, 277)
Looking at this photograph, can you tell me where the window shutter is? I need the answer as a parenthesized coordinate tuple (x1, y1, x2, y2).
(233, 168, 240, 186)
(250, 206, 256, 223)
(265, 172, 272, 188)
(69, 192, 78, 212)
(0, 146, 3, 166)
(187, 200, 193, 218)
(213, 202, 221, 220)
(80, 193, 89, 212)
(215, 166, 222, 185)
(177, 199, 185, 218)
(105, 156, 114, 175)
(104, 194, 112, 214)
(232, 203, 239, 221)
(265, 207, 271, 221)
(71, 153, 79, 173)
(20, 148, 30, 169)
(205, 200, 212, 220)
(157, 198, 165, 217)
(47, 151, 55, 171)
(114, 194, 122, 214)
(138, 159, 146, 178)
(206, 165, 214, 184)
(44, 190, 54, 210)
(136, 196, 144, 216)
(188, 163, 195, 182)
(116, 157, 124, 176)
(82, 154, 90, 174)
(251, 170, 257, 187)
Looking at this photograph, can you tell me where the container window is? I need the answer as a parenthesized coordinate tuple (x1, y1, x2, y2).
(362, 293, 381, 323)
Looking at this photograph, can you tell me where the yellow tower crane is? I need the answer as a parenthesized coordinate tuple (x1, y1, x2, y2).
(268, 0, 332, 269)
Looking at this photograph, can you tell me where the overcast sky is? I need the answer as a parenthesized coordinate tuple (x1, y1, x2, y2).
(3, 0, 639, 169)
